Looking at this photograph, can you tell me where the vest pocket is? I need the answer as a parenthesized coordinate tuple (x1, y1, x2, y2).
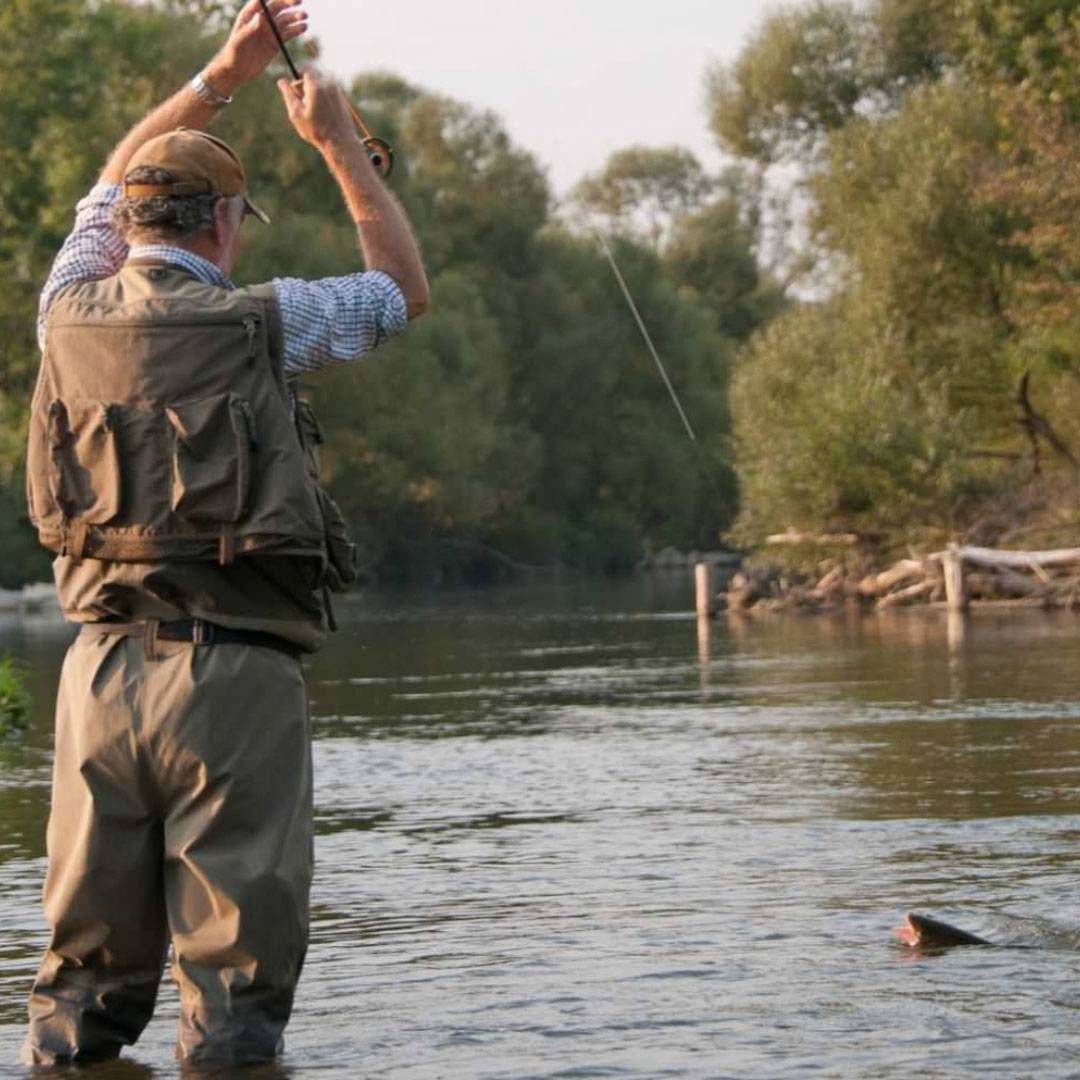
(295, 398, 323, 481)
(167, 392, 256, 524)
(316, 486, 358, 591)
(46, 398, 121, 524)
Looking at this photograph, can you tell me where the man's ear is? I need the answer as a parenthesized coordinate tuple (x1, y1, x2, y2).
(210, 197, 232, 244)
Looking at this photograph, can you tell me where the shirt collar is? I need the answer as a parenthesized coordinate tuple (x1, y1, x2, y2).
(127, 245, 234, 290)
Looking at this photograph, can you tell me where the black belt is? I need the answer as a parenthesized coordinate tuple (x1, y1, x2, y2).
(81, 618, 301, 660)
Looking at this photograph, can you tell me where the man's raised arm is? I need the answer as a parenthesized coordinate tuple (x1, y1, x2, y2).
(277, 70, 429, 319)
(100, 0, 308, 184)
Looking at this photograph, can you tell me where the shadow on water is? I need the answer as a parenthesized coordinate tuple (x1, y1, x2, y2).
(19, 1062, 304, 1080)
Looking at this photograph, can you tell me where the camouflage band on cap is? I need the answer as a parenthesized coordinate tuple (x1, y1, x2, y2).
(122, 180, 214, 199)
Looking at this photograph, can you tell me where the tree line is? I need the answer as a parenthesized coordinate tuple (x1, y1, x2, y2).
(5, 0, 1078, 589)
(717, 0, 1080, 559)
(0, 0, 778, 587)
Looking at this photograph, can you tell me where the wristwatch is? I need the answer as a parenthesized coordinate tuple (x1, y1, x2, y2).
(191, 72, 233, 108)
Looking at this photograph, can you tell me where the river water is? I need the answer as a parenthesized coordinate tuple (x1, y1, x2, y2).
(1, 576, 1080, 1078)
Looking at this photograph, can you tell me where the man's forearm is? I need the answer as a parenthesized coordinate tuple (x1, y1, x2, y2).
(98, 0, 309, 184)
(319, 134, 429, 319)
(98, 58, 240, 185)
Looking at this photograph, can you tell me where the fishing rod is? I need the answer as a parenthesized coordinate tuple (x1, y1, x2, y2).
(595, 228, 732, 507)
(257, 0, 394, 178)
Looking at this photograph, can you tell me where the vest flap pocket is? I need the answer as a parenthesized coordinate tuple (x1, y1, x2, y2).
(167, 392, 256, 524)
(295, 398, 324, 481)
(47, 398, 121, 525)
(316, 486, 358, 591)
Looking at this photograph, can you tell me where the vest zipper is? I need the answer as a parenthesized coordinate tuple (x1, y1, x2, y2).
(238, 399, 259, 452)
(242, 315, 260, 363)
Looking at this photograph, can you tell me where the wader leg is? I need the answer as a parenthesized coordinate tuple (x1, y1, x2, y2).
(23, 636, 169, 1066)
(163, 644, 312, 1066)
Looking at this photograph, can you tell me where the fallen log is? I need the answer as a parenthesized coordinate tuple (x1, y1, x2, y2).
(858, 559, 927, 598)
(939, 546, 1080, 570)
(966, 568, 1044, 599)
(766, 529, 861, 547)
(877, 579, 935, 609)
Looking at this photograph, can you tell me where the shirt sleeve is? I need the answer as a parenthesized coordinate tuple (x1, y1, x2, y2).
(272, 270, 408, 376)
(37, 183, 128, 352)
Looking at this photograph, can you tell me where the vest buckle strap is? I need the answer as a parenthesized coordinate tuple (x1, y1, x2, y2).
(61, 519, 90, 560)
(142, 618, 161, 662)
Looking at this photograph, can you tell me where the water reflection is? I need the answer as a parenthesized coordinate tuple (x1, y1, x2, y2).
(3, 582, 1080, 1077)
(28, 1064, 158, 1080)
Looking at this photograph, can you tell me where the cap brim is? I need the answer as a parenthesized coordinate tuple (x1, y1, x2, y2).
(244, 196, 271, 225)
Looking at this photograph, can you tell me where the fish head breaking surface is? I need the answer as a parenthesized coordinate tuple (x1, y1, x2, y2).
(893, 913, 992, 949)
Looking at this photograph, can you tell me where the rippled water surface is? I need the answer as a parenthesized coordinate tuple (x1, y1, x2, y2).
(3, 577, 1080, 1078)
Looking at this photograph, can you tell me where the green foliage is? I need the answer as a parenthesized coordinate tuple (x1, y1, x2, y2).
(1, 0, 759, 584)
(959, 0, 1080, 117)
(706, 1, 879, 165)
(873, 0, 962, 84)
(0, 656, 31, 736)
(402, 95, 551, 275)
(730, 300, 986, 544)
(720, 0, 1080, 552)
(0, 0, 215, 482)
(308, 267, 540, 574)
(665, 197, 787, 340)
(511, 232, 737, 568)
(0, 480, 52, 589)
(705, 0, 961, 166)
(568, 146, 716, 247)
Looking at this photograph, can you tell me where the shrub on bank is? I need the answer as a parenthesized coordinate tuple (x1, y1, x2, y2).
(0, 656, 31, 736)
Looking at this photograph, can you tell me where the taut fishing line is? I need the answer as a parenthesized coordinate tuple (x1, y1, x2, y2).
(595, 230, 699, 444)
(595, 229, 731, 506)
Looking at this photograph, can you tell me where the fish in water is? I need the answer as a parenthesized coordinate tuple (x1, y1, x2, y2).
(893, 912, 992, 948)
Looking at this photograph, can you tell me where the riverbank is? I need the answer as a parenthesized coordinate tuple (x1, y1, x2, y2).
(715, 544, 1080, 615)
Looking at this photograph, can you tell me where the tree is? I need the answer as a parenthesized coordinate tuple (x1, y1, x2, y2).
(509, 232, 736, 568)
(959, 0, 1080, 117)
(567, 146, 716, 247)
(706, 0, 962, 168)
(665, 196, 786, 341)
(706, 1, 879, 166)
(306, 268, 540, 578)
(0, 0, 750, 584)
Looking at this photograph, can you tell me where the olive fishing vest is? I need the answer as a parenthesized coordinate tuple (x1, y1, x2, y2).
(27, 263, 357, 592)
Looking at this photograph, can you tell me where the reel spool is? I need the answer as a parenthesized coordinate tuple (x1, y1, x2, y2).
(363, 137, 394, 178)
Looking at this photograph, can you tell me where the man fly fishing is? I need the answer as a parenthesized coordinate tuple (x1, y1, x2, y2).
(22, 0, 427, 1066)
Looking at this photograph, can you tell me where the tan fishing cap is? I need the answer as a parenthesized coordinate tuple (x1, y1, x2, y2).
(123, 128, 270, 224)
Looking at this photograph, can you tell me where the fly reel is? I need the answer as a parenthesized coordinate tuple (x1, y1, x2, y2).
(260, 2, 396, 179)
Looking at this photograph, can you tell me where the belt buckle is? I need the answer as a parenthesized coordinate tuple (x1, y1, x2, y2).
(191, 619, 216, 646)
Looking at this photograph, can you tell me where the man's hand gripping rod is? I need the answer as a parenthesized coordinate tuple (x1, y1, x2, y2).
(257, 0, 394, 177)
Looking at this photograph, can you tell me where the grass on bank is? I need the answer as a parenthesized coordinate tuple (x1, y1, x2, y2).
(0, 656, 31, 735)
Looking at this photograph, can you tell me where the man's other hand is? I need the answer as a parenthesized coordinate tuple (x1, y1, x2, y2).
(219, 0, 308, 86)
(277, 70, 355, 150)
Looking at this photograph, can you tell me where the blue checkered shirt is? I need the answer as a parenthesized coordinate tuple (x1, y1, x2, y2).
(38, 184, 407, 373)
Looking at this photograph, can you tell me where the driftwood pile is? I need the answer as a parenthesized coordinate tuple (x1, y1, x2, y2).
(722, 545, 1080, 613)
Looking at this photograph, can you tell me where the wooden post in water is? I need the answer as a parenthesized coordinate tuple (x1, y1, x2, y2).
(695, 562, 714, 621)
(943, 545, 967, 613)
(947, 607, 967, 653)
(695, 561, 713, 673)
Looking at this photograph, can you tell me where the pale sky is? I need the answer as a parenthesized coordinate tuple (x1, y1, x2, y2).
(309, 1, 779, 197)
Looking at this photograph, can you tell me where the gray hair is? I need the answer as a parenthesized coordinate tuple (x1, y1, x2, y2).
(112, 166, 221, 241)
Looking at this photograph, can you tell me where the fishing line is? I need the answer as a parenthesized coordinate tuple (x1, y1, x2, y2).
(595, 229, 699, 445)
(595, 229, 732, 506)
